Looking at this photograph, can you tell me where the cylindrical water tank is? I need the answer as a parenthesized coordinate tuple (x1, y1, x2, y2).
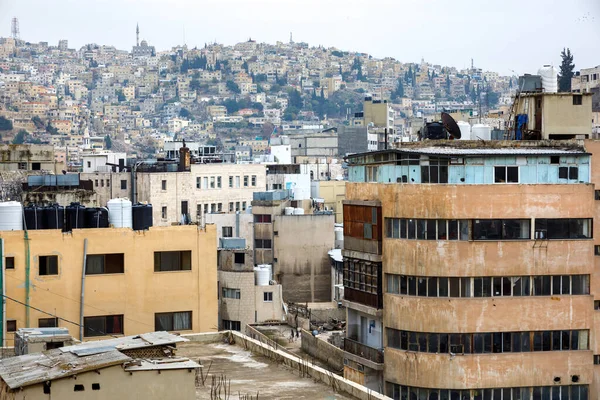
(84, 207, 109, 228)
(132, 203, 153, 231)
(457, 121, 471, 140)
(293, 208, 304, 215)
(284, 207, 294, 215)
(0, 202, 23, 231)
(107, 198, 133, 228)
(257, 264, 273, 281)
(24, 205, 44, 230)
(538, 65, 558, 93)
(471, 124, 491, 141)
(65, 202, 85, 231)
(334, 227, 344, 242)
(43, 204, 64, 230)
(254, 266, 270, 286)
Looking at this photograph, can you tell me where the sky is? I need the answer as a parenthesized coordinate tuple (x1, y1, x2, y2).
(0, 0, 598, 75)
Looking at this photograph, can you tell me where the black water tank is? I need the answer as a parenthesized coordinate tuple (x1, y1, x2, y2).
(24, 205, 44, 230)
(423, 122, 446, 140)
(43, 204, 64, 230)
(65, 202, 85, 231)
(84, 207, 109, 229)
(132, 203, 153, 231)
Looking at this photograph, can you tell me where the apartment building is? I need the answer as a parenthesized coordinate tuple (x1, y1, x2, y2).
(343, 140, 598, 397)
(0, 144, 64, 172)
(1, 225, 218, 346)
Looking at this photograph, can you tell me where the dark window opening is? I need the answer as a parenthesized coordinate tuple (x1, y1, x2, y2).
(120, 180, 127, 190)
(222, 226, 233, 237)
(494, 166, 519, 183)
(264, 292, 273, 301)
(573, 95, 583, 105)
(234, 253, 245, 264)
(92, 383, 100, 391)
(154, 251, 192, 272)
(86, 254, 125, 274)
(254, 239, 272, 249)
(550, 156, 560, 164)
(74, 385, 85, 392)
(5, 257, 14, 269)
(254, 214, 272, 223)
(154, 311, 192, 331)
(161, 180, 167, 190)
(43, 382, 51, 394)
(7, 320, 16, 332)
(83, 315, 124, 337)
(472, 219, 530, 240)
(32, 162, 41, 171)
(222, 319, 241, 331)
(39, 255, 58, 275)
(535, 219, 592, 239)
(39, 317, 58, 328)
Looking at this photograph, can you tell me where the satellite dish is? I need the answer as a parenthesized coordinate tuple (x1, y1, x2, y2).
(441, 112, 461, 139)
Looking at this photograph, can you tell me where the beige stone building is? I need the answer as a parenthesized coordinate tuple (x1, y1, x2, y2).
(1, 225, 218, 347)
(0, 144, 64, 172)
(343, 140, 598, 396)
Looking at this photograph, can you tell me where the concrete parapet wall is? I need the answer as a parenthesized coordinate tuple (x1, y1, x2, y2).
(300, 329, 344, 372)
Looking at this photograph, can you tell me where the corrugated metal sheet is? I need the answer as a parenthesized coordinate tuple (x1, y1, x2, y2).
(63, 332, 188, 354)
(27, 174, 80, 187)
(123, 358, 200, 371)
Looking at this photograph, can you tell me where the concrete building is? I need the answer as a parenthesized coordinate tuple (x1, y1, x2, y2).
(311, 180, 346, 223)
(0, 145, 64, 172)
(514, 92, 592, 140)
(252, 191, 334, 303)
(81, 152, 127, 173)
(0, 332, 199, 400)
(343, 140, 598, 397)
(289, 131, 338, 158)
(265, 164, 311, 199)
(572, 66, 600, 94)
(1, 225, 218, 347)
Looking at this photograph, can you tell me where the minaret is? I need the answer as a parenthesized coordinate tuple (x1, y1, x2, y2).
(136, 23, 139, 46)
(289, 32, 293, 44)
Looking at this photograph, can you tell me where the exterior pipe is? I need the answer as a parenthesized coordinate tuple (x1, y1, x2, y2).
(0, 238, 4, 348)
(79, 238, 88, 341)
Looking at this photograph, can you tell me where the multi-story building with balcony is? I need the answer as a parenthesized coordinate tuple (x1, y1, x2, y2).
(343, 139, 599, 398)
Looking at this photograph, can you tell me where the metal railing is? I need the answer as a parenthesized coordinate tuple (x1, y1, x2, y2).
(343, 337, 384, 364)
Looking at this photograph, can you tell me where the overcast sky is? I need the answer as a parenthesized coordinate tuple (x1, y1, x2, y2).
(1, 0, 598, 75)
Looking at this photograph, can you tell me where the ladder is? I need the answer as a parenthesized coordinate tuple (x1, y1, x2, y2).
(503, 90, 520, 140)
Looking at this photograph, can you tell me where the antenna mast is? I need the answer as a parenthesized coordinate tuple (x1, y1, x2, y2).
(11, 17, 19, 40)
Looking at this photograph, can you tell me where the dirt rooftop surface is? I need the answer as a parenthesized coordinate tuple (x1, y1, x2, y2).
(178, 341, 356, 400)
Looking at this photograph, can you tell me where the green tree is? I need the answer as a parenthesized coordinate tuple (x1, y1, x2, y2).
(283, 106, 299, 121)
(391, 78, 404, 100)
(226, 80, 240, 94)
(104, 135, 112, 149)
(116, 89, 126, 102)
(288, 88, 303, 109)
(558, 48, 575, 92)
(189, 79, 201, 91)
(179, 108, 192, 119)
(31, 116, 44, 129)
(46, 123, 59, 135)
(12, 129, 28, 144)
(270, 84, 281, 93)
(0, 116, 13, 131)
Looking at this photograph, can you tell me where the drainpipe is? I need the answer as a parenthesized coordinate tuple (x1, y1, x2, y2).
(79, 239, 88, 341)
(24, 229, 30, 328)
(235, 211, 240, 237)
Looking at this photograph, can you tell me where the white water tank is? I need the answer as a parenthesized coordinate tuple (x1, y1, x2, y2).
(334, 227, 344, 241)
(284, 207, 295, 215)
(457, 121, 471, 140)
(246, 206, 252, 214)
(471, 124, 491, 140)
(254, 266, 270, 286)
(258, 263, 273, 281)
(107, 198, 133, 228)
(538, 65, 558, 93)
(0, 202, 23, 231)
(293, 208, 304, 215)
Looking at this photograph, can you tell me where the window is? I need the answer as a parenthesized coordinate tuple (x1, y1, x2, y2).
(203, 177, 208, 188)
(17, 162, 26, 170)
(254, 214, 272, 223)
(222, 287, 241, 299)
(86, 254, 124, 274)
(573, 95, 583, 105)
(7, 320, 16, 332)
(92, 383, 100, 391)
(161, 206, 167, 219)
(264, 292, 273, 302)
(217, 203, 222, 212)
(235, 176, 240, 188)
(154, 251, 192, 272)
(559, 166, 579, 180)
(421, 165, 448, 183)
(255, 239, 272, 249)
(5, 257, 14, 269)
(229, 202, 234, 212)
(39, 255, 58, 275)
(235, 202, 240, 212)
(473, 219, 530, 240)
(244, 176, 249, 187)
(210, 176, 215, 188)
(39, 318, 58, 328)
(242, 201, 247, 211)
(87, 161, 91, 168)
(161, 180, 167, 190)
(229, 176, 233, 188)
(32, 162, 41, 171)
(83, 315, 124, 337)
(222, 319, 241, 331)
(217, 176, 222, 188)
(234, 253, 245, 264)
(385, 218, 469, 241)
(366, 166, 378, 182)
(535, 219, 592, 239)
(120, 180, 127, 190)
(222, 226, 233, 238)
(196, 177, 201, 189)
(386, 384, 590, 400)
(344, 259, 381, 295)
(494, 166, 519, 183)
(74, 385, 85, 392)
(251, 175, 257, 186)
(95, 179, 99, 187)
(594, 355, 600, 365)
(154, 311, 192, 331)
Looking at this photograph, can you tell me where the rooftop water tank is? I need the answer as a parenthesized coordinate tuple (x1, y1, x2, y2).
(24, 205, 44, 230)
(65, 202, 85, 232)
(43, 204, 64, 230)
(84, 207, 109, 229)
(284, 207, 295, 216)
(132, 203, 153, 231)
(471, 124, 491, 141)
(457, 121, 471, 140)
(293, 208, 305, 215)
(0, 202, 23, 231)
(107, 198, 133, 228)
(334, 227, 344, 242)
(254, 266, 270, 286)
(538, 65, 558, 93)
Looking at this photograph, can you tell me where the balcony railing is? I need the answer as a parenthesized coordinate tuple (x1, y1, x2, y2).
(344, 337, 384, 364)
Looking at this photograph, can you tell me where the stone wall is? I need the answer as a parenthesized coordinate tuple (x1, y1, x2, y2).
(301, 329, 344, 372)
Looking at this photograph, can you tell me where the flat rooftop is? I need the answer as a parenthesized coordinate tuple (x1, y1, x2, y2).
(177, 341, 356, 400)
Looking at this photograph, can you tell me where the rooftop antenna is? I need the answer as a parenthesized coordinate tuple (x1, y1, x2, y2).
(136, 23, 139, 46)
(11, 17, 19, 40)
(471, 58, 474, 70)
(290, 32, 293, 43)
